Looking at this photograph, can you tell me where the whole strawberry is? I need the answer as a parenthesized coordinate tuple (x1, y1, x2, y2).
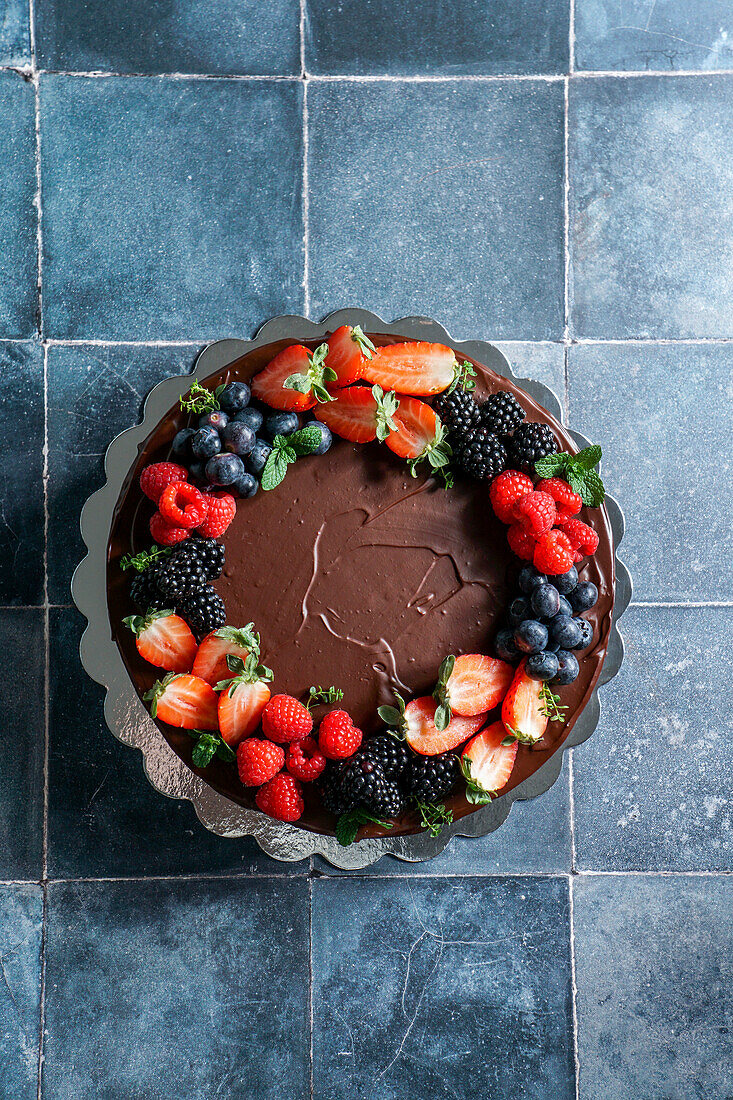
(262, 694, 313, 744)
(318, 710, 363, 760)
(237, 738, 285, 787)
(489, 470, 534, 524)
(197, 492, 236, 538)
(535, 477, 582, 522)
(140, 462, 189, 503)
(513, 490, 556, 537)
(533, 529, 575, 575)
(255, 773, 304, 822)
(286, 737, 327, 782)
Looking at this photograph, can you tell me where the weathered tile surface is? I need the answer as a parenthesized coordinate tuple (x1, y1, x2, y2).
(0, 0, 31, 66)
(496, 341, 566, 411)
(0, 886, 43, 1100)
(0, 72, 37, 339)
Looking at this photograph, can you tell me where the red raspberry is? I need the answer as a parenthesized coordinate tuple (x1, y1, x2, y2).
(255, 773, 304, 822)
(318, 710, 363, 760)
(158, 481, 209, 530)
(237, 738, 285, 787)
(149, 511, 189, 546)
(140, 462, 189, 504)
(558, 516, 600, 559)
(196, 492, 236, 538)
(506, 523, 536, 561)
(513, 490, 556, 537)
(489, 470, 534, 524)
(535, 477, 582, 522)
(261, 695, 313, 744)
(533, 529, 575, 575)
(286, 737, 326, 782)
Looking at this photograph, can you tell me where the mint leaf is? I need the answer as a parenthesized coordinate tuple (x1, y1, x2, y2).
(289, 423, 323, 456)
(336, 807, 392, 847)
(574, 444, 602, 470)
(188, 729, 235, 768)
(577, 469, 605, 507)
(261, 449, 289, 491)
(534, 452, 569, 478)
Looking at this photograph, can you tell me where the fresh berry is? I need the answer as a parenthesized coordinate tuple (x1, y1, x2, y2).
(251, 343, 330, 411)
(559, 516, 600, 559)
(191, 426, 222, 460)
(441, 653, 514, 717)
(432, 388, 481, 439)
(513, 490, 557, 537)
(506, 524, 536, 561)
(339, 753, 389, 812)
(489, 470, 534, 524)
(495, 628, 520, 663)
(530, 583, 561, 620)
(385, 396, 451, 476)
(407, 752, 461, 802)
(255, 773, 304, 822)
(569, 581, 598, 613)
(234, 406, 263, 433)
(371, 780, 409, 818)
(517, 564, 548, 594)
(149, 512, 189, 546)
(514, 619, 549, 655)
(139, 462, 189, 504)
(404, 697, 488, 756)
(316, 385, 384, 444)
(325, 324, 376, 386)
(507, 423, 556, 472)
(221, 421, 256, 457)
(196, 492, 236, 538)
(205, 453, 246, 488)
(461, 721, 518, 800)
(318, 710, 363, 760)
(501, 660, 548, 745)
(286, 737, 326, 782)
(572, 618, 594, 650)
(261, 694, 314, 744)
(264, 411, 300, 440)
(178, 584, 226, 640)
(362, 734, 411, 781)
(158, 481, 209, 530)
(181, 536, 225, 580)
(153, 552, 206, 601)
(217, 655, 273, 746)
(525, 651, 560, 681)
(144, 672, 219, 729)
(533, 529, 575, 575)
(308, 420, 332, 454)
(245, 438, 272, 477)
(123, 609, 197, 673)
(360, 341, 457, 396)
(172, 428, 196, 460)
(557, 595, 573, 618)
(129, 568, 165, 612)
(219, 381, 251, 415)
(237, 738, 285, 787)
(188, 461, 207, 485)
(535, 477, 582, 522)
(549, 613, 583, 650)
(456, 427, 507, 480)
(198, 410, 229, 433)
(480, 392, 525, 436)
(192, 624, 257, 686)
(552, 566, 578, 595)
(553, 649, 580, 685)
(319, 763, 352, 815)
(507, 596, 531, 626)
(234, 472, 258, 499)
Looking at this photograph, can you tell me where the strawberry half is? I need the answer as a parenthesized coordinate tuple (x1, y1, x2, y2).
(192, 624, 259, 686)
(360, 341, 458, 396)
(123, 609, 197, 673)
(501, 659, 548, 745)
(325, 324, 376, 387)
(216, 652, 273, 746)
(144, 672, 219, 730)
(404, 696, 488, 756)
(316, 384, 399, 444)
(251, 343, 336, 411)
(385, 396, 452, 479)
(433, 653, 514, 728)
(461, 721, 518, 804)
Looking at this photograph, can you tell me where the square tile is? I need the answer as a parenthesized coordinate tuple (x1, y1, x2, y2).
(41, 75, 304, 340)
(35, 0, 300, 75)
(573, 606, 733, 872)
(496, 341, 566, 409)
(569, 75, 733, 338)
(575, 0, 733, 72)
(43, 878, 310, 1098)
(0, 610, 44, 881)
(574, 875, 733, 1099)
(0, 886, 43, 1100)
(568, 342, 733, 602)
(47, 343, 196, 603)
(0, 341, 44, 605)
(305, 0, 569, 76)
(0, 0, 31, 66)
(48, 608, 308, 877)
(308, 80, 565, 341)
(0, 72, 37, 339)
(312, 876, 575, 1098)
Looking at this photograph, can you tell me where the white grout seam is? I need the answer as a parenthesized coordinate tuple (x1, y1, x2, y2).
(568, 875, 581, 1100)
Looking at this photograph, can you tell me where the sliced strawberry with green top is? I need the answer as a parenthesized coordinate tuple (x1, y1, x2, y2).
(501, 659, 549, 745)
(359, 341, 458, 396)
(325, 324, 376, 387)
(251, 343, 336, 411)
(432, 653, 514, 729)
(386, 396, 452, 480)
(316, 384, 399, 444)
(123, 609, 197, 673)
(192, 623, 260, 686)
(216, 652, 274, 746)
(403, 696, 488, 756)
(461, 721, 518, 804)
(144, 672, 219, 729)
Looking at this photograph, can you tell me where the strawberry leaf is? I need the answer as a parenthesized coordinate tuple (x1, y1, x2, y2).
(460, 755, 495, 805)
(372, 385, 400, 442)
(377, 691, 407, 738)
(351, 325, 376, 360)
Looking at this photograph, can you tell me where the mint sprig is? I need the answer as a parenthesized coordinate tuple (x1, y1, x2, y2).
(187, 728, 236, 768)
(432, 654, 456, 732)
(261, 424, 326, 491)
(460, 755, 495, 806)
(179, 379, 224, 415)
(283, 344, 337, 404)
(336, 807, 393, 847)
(413, 798, 453, 837)
(120, 546, 170, 573)
(372, 384, 400, 442)
(534, 444, 606, 507)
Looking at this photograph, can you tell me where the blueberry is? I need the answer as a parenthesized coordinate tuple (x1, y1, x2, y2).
(508, 596, 532, 627)
(514, 619, 548, 655)
(553, 650, 580, 685)
(188, 460, 207, 485)
(549, 614, 583, 650)
(309, 420, 333, 455)
(264, 411, 300, 440)
(526, 651, 560, 682)
(234, 472, 258, 499)
(245, 438, 272, 478)
(218, 381, 251, 414)
(531, 583, 561, 620)
(557, 595, 573, 618)
(234, 406, 263, 433)
(205, 453, 245, 487)
(569, 581, 598, 614)
(517, 565, 547, 594)
(191, 426, 222, 460)
(198, 410, 229, 433)
(222, 421, 255, 457)
(171, 427, 196, 459)
(551, 566, 578, 595)
(545, 638, 561, 654)
(571, 617, 594, 650)
(495, 628, 519, 663)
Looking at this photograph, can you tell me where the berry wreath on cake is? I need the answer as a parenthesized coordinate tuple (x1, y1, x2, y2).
(99, 318, 624, 849)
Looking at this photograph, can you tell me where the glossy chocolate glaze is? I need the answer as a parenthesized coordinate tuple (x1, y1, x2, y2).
(107, 335, 615, 838)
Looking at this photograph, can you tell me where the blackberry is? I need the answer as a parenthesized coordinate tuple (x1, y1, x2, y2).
(371, 780, 409, 819)
(507, 423, 556, 472)
(319, 764, 353, 816)
(433, 388, 481, 441)
(153, 554, 207, 602)
(480, 391, 524, 436)
(129, 569, 164, 612)
(362, 734, 411, 781)
(407, 752, 461, 802)
(178, 584, 226, 640)
(178, 536, 225, 581)
(339, 753, 389, 813)
(456, 427, 507, 480)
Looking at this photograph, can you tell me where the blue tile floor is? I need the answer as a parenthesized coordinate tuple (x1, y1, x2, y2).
(1, 0, 732, 1096)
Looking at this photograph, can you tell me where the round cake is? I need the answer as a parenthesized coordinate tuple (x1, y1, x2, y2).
(107, 327, 614, 842)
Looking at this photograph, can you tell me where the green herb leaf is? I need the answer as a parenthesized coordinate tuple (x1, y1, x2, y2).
(413, 798, 453, 837)
(577, 468, 605, 507)
(179, 379, 220, 415)
(283, 344, 336, 405)
(122, 608, 175, 635)
(534, 443, 606, 508)
(191, 733, 219, 768)
(534, 452, 569, 479)
(120, 546, 170, 573)
(460, 754, 495, 805)
(372, 385, 400, 442)
(351, 325, 376, 360)
(336, 807, 393, 847)
(539, 682, 567, 723)
(216, 740, 236, 763)
(288, 423, 324, 456)
(447, 359, 477, 394)
(143, 671, 180, 720)
(215, 650, 274, 694)
(307, 684, 344, 709)
(376, 691, 407, 738)
(261, 449, 289, 492)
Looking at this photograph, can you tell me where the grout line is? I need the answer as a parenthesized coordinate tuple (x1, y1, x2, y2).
(562, 75, 570, 348)
(631, 600, 733, 608)
(569, 336, 733, 345)
(568, 875, 581, 1100)
(8, 68, 299, 81)
(44, 338, 202, 348)
(568, 753, 577, 876)
(39, 343, 49, 1100)
(29, 1, 42, 339)
(308, 875, 314, 1100)
(305, 71, 565, 83)
(2, 336, 732, 348)
(569, 0, 576, 75)
(36, 883, 47, 1100)
(302, 82, 310, 317)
